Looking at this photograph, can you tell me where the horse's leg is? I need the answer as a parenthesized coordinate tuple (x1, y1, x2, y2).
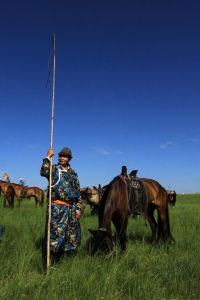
(10, 195, 14, 208)
(156, 210, 163, 241)
(17, 197, 22, 207)
(10, 190, 14, 208)
(36, 194, 42, 206)
(7, 195, 11, 208)
(112, 213, 128, 251)
(3, 195, 7, 208)
(8, 195, 14, 208)
(38, 194, 44, 207)
(38, 197, 43, 207)
(147, 205, 158, 243)
(34, 196, 37, 206)
(39, 197, 42, 207)
(157, 204, 174, 243)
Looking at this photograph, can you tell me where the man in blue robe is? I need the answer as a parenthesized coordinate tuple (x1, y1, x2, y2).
(41, 147, 82, 265)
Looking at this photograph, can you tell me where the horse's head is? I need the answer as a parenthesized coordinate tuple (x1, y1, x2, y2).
(167, 191, 176, 206)
(80, 186, 102, 206)
(87, 228, 115, 255)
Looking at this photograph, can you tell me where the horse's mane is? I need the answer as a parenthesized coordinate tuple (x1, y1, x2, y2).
(100, 176, 123, 208)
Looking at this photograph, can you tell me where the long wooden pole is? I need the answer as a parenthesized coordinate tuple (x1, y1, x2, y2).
(47, 33, 56, 271)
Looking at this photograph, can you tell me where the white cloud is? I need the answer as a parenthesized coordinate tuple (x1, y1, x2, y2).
(115, 150, 124, 155)
(92, 147, 124, 156)
(160, 141, 173, 149)
(92, 147, 110, 155)
(189, 136, 200, 143)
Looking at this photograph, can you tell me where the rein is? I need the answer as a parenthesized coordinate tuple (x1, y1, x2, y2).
(98, 228, 116, 247)
(118, 175, 133, 205)
(119, 175, 128, 186)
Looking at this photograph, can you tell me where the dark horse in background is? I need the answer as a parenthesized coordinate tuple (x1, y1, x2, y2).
(167, 190, 176, 206)
(0, 180, 44, 207)
(88, 167, 174, 254)
(0, 180, 15, 208)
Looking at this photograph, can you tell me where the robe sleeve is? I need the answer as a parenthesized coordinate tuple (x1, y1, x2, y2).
(73, 172, 83, 212)
(40, 158, 51, 179)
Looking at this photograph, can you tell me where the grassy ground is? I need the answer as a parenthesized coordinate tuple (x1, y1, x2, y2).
(0, 194, 200, 300)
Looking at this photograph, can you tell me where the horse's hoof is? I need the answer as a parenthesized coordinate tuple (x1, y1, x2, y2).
(148, 236, 158, 245)
(165, 237, 176, 246)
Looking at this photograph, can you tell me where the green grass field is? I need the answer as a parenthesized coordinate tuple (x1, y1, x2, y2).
(0, 194, 200, 300)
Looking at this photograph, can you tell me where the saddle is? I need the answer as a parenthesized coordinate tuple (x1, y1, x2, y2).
(20, 186, 28, 198)
(120, 167, 148, 217)
(130, 180, 140, 190)
(129, 179, 148, 217)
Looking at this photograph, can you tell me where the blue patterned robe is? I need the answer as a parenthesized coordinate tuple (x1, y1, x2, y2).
(40, 158, 82, 253)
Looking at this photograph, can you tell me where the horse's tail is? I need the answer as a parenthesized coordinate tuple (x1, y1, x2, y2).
(164, 190, 175, 243)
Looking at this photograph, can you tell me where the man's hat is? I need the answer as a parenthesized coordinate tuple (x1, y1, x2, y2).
(58, 147, 73, 158)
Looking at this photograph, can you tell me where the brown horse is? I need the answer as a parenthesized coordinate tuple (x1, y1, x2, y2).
(11, 184, 44, 207)
(25, 187, 44, 206)
(88, 170, 174, 254)
(6, 183, 44, 207)
(138, 178, 174, 243)
(0, 180, 15, 208)
(0, 180, 44, 207)
(0, 180, 9, 196)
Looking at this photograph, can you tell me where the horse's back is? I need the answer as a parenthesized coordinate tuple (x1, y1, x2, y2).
(139, 178, 167, 206)
(140, 178, 166, 192)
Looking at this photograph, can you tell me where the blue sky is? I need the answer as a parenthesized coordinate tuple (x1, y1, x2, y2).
(0, 0, 200, 193)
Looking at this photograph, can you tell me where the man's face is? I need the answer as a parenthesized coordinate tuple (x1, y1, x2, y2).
(58, 155, 70, 167)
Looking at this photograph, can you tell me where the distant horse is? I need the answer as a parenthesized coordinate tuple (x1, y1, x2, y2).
(9, 183, 25, 206)
(88, 170, 174, 254)
(167, 191, 176, 206)
(0, 180, 15, 208)
(9, 183, 44, 207)
(25, 187, 44, 206)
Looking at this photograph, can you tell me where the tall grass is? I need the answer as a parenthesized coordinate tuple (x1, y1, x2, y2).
(0, 194, 200, 300)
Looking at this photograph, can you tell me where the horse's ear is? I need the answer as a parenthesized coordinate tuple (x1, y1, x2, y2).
(98, 184, 101, 189)
(80, 187, 86, 194)
(93, 186, 97, 190)
(88, 229, 97, 236)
